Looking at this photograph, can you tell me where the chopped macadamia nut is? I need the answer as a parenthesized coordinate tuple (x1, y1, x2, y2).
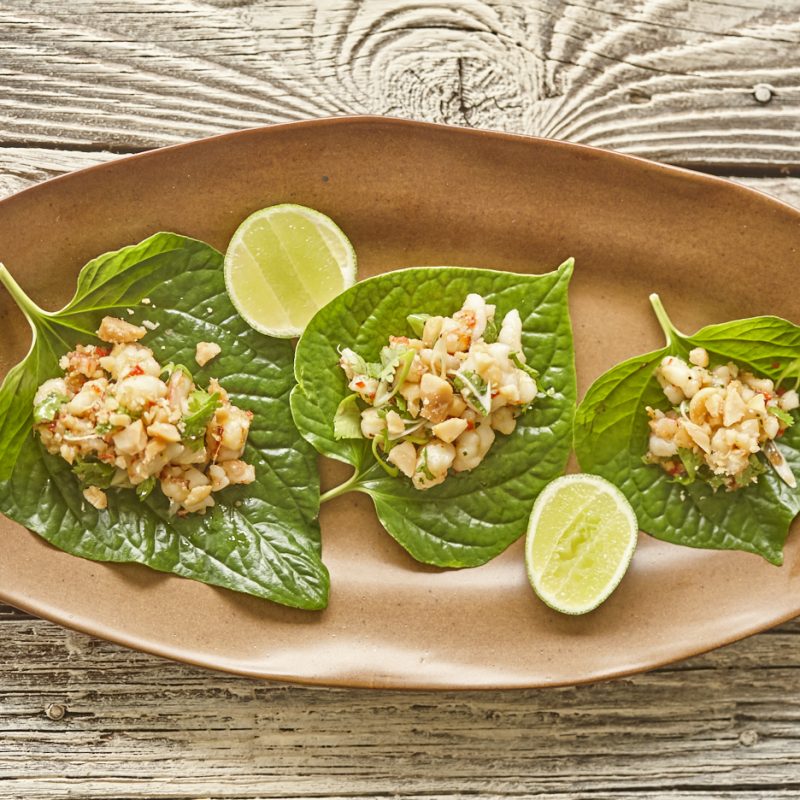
(195, 341, 222, 367)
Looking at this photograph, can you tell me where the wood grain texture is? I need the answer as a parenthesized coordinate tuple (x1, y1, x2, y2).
(2, 0, 800, 796)
(0, 0, 798, 169)
(2, 601, 800, 798)
(0, 162, 799, 799)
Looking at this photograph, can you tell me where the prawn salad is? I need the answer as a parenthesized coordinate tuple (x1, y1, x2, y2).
(0, 233, 328, 610)
(34, 315, 256, 516)
(575, 294, 800, 566)
(291, 261, 576, 568)
(337, 294, 540, 490)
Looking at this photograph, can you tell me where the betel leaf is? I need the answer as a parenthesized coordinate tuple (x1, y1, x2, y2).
(0, 233, 328, 609)
(574, 294, 800, 565)
(290, 261, 576, 567)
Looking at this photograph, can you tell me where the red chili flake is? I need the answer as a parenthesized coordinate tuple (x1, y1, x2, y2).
(96, 347, 109, 357)
(667, 462, 685, 476)
(355, 380, 365, 389)
(772, 362, 781, 370)
(466, 420, 475, 430)
(491, 391, 499, 398)
(762, 392, 772, 402)
(777, 387, 786, 396)
(128, 364, 145, 377)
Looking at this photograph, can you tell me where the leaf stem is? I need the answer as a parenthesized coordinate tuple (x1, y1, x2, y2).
(319, 470, 366, 504)
(648, 293, 684, 347)
(0, 263, 44, 333)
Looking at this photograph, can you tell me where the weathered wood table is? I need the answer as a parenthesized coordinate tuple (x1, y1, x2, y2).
(2, 2, 800, 797)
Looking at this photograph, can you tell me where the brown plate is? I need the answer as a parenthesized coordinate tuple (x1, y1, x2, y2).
(1, 117, 799, 689)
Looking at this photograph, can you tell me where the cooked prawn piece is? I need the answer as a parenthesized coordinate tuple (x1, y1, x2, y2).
(645, 348, 797, 491)
(337, 295, 543, 491)
(32, 316, 256, 516)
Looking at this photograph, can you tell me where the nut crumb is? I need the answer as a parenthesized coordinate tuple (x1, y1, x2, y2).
(142, 319, 160, 331)
(195, 341, 222, 367)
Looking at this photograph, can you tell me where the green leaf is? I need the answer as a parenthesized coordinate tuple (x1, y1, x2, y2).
(183, 388, 221, 445)
(768, 405, 795, 428)
(291, 260, 576, 567)
(135, 475, 157, 501)
(73, 459, 117, 489)
(0, 233, 328, 610)
(482, 315, 499, 344)
(574, 294, 800, 566)
(333, 393, 363, 440)
(406, 313, 430, 338)
(33, 392, 67, 424)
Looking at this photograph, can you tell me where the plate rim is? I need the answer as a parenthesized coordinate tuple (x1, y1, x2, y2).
(2, 115, 800, 689)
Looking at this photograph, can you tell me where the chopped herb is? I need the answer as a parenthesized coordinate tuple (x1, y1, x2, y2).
(371, 434, 398, 477)
(72, 459, 116, 489)
(95, 422, 113, 435)
(183, 389, 221, 447)
(406, 313, 430, 338)
(160, 362, 193, 381)
(677, 447, 702, 483)
(510, 352, 539, 380)
(135, 475, 157, 501)
(33, 392, 68, 424)
(768, 405, 795, 428)
(482, 316, 498, 343)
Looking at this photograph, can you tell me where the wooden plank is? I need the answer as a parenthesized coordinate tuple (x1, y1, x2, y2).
(1, 166, 800, 798)
(0, 1, 797, 169)
(2, 606, 800, 798)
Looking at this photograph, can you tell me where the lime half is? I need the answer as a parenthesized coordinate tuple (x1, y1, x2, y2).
(224, 203, 357, 337)
(525, 474, 638, 615)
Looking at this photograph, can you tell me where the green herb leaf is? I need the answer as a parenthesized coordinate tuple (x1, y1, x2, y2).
(73, 459, 117, 489)
(510, 352, 540, 380)
(160, 362, 193, 381)
(0, 233, 328, 609)
(406, 313, 430, 338)
(291, 260, 576, 567)
(333, 393, 363, 440)
(183, 389, 221, 445)
(482, 316, 498, 344)
(677, 447, 702, 482)
(768, 405, 795, 428)
(574, 294, 800, 565)
(135, 475, 157, 501)
(33, 392, 68, 424)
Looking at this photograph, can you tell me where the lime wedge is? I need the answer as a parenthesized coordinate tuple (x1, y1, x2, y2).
(224, 204, 357, 337)
(525, 474, 638, 615)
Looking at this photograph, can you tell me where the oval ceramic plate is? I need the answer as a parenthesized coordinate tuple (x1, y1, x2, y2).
(1, 117, 799, 689)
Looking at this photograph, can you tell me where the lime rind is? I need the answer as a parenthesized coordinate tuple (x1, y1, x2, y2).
(525, 474, 638, 615)
(224, 203, 357, 338)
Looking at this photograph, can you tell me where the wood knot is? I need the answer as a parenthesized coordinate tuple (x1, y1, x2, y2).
(739, 729, 759, 747)
(44, 703, 66, 721)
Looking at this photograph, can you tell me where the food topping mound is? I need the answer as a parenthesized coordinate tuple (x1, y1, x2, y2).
(338, 295, 542, 490)
(33, 316, 254, 515)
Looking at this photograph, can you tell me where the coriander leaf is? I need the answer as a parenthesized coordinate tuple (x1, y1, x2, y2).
(183, 389, 221, 445)
(73, 460, 116, 489)
(291, 260, 576, 567)
(574, 294, 800, 565)
(33, 392, 67, 424)
(0, 233, 328, 610)
(333, 394, 363, 440)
